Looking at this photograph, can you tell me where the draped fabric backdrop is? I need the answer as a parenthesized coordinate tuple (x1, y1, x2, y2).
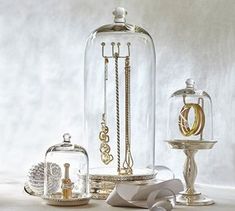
(0, 0, 234, 187)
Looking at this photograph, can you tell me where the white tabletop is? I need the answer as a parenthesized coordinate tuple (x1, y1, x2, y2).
(0, 183, 235, 211)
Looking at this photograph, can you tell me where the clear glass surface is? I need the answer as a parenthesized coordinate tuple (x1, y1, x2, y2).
(167, 79, 214, 141)
(43, 133, 89, 199)
(84, 8, 156, 177)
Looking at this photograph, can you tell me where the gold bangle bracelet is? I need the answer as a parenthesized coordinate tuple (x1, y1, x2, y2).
(179, 103, 205, 137)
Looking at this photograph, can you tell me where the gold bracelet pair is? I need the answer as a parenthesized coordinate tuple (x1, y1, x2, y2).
(179, 103, 205, 136)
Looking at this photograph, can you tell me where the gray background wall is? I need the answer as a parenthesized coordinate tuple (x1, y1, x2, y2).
(0, 0, 234, 187)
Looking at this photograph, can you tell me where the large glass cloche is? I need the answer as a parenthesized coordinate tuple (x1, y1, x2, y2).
(84, 7, 156, 199)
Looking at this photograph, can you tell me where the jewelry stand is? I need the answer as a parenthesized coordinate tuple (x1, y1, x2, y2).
(90, 173, 155, 200)
(90, 42, 156, 199)
(100, 42, 133, 175)
(166, 140, 217, 206)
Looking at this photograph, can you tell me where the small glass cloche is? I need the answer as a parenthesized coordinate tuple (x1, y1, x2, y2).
(166, 79, 216, 206)
(167, 79, 214, 142)
(43, 133, 90, 206)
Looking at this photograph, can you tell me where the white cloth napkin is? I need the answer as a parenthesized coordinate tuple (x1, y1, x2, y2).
(106, 179, 183, 209)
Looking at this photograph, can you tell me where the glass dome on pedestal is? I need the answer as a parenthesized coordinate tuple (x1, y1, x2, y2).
(167, 78, 213, 142)
(43, 133, 90, 206)
(166, 79, 217, 206)
(84, 7, 156, 199)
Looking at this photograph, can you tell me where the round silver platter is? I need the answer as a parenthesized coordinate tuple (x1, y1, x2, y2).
(90, 173, 156, 200)
(42, 193, 91, 206)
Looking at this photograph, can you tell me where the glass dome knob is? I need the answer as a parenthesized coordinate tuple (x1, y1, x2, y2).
(113, 7, 127, 23)
(63, 133, 71, 143)
(186, 78, 195, 89)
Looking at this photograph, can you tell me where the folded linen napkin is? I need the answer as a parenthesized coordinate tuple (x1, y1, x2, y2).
(106, 179, 183, 209)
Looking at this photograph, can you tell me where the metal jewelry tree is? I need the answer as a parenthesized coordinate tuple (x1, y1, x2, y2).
(99, 42, 133, 175)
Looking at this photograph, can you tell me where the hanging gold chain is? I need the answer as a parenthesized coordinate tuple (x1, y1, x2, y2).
(99, 56, 113, 165)
(114, 53, 121, 173)
(120, 56, 133, 175)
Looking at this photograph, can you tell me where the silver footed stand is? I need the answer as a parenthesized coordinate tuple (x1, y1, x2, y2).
(166, 140, 217, 206)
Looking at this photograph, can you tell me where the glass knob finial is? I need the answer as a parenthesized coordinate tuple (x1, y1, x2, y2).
(63, 133, 71, 143)
(186, 78, 195, 89)
(113, 7, 127, 23)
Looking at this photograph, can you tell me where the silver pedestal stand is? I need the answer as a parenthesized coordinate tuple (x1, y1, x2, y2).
(166, 140, 217, 206)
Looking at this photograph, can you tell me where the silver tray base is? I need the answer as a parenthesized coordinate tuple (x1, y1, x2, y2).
(42, 193, 91, 206)
(177, 192, 214, 206)
(90, 173, 155, 200)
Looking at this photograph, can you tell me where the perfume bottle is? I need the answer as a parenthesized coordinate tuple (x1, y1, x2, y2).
(61, 163, 74, 199)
